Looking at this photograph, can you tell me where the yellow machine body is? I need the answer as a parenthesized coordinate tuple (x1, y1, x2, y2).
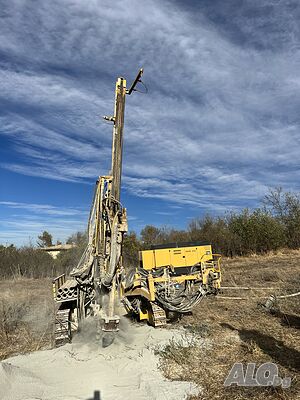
(53, 69, 222, 343)
(140, 244, 213, 270)
(123, 242, 222, 327)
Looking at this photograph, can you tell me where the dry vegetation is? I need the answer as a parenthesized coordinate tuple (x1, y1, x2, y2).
(0, 250, 299, 400)
(0, 278, 53, 360)
(158, 249, 300, 399)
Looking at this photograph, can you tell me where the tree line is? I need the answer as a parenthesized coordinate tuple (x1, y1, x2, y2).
(125, 187, 300, 262)
(1, 187, 300, 279)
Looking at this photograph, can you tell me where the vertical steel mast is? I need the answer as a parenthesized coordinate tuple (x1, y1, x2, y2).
(108, 68, 143, 200)
(110, 77, 126, 202)
(71, 69, 144, 339)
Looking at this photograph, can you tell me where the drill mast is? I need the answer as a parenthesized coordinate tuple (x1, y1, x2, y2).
(110, 77, 126, 202)
(53, 68, 222, 346)
(70, 69, 143, 334)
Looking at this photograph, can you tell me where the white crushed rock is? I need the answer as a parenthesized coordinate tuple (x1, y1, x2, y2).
(0, 321, 203, 400)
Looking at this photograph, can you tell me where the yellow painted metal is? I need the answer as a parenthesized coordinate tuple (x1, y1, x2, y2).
(52, 283, 56, 298)
(139, 309, 149, 320)
(126, 266, 221, 296)
(152, 273, 201, 283)
(140, 244, 213, 270)
(115, 77, 127, 101)
(124, 247, 221, 327)
(141, 250, 155, 269)
(147, 273, 156, 301)
(52, 273, 66, 299)
(201, 266, 210, 285)
(125, 286, 152, 300)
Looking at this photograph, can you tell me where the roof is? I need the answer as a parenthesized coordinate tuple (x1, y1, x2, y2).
(149, 241, 211, 250)
(41, 244, 76, 251)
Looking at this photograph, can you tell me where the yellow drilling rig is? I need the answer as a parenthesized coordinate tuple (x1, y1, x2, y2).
(53, 69, 221, 346)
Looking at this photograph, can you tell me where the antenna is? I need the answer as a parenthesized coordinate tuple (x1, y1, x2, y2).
(126, 68, 144, 95)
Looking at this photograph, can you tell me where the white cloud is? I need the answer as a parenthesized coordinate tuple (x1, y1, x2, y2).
(0, 201, 88, 246)
(0, 0, 299, 220)
(0, 201, 86, 216)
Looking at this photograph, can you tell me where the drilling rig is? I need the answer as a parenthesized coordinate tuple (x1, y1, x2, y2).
(53, 69, 221, 346)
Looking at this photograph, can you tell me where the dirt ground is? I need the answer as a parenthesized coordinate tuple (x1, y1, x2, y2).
(0, 249, 299, 399)
(0, 322, 201, 400)
(162, 249, 300, 399)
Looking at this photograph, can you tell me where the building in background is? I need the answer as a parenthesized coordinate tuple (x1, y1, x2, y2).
(41, 244, 75, 259)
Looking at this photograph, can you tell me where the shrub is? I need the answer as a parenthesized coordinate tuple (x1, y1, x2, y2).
(123, 231, 141, 269)
(0, 245, 54, 279)
(228, 209, 286, 255)
(264, 187, 300, 248)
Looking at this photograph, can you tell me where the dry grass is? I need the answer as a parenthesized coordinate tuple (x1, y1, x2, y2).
(159, 249, 300, 399)
(0, 277, 54, 359)
(0, 250, 299, 399)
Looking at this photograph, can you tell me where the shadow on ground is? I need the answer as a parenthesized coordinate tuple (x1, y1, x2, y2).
(86, 391, 101, 400)
(275, 311, 300, 330)
(221, 323, 300, 372)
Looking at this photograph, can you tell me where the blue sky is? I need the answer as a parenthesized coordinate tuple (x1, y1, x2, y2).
(0, 0, 300, 246)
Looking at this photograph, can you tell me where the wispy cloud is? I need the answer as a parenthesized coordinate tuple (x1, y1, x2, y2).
(0, 201, 88, 245)
(0, 0, 300, 243)
(0, 201, 86, 216)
